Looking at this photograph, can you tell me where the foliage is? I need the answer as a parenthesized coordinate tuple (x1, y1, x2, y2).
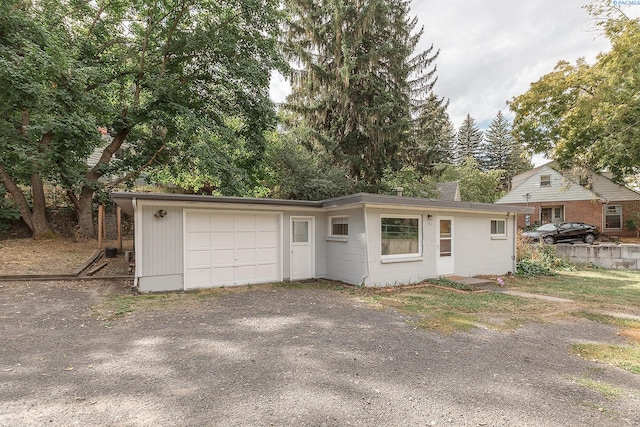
(453, 114, 484, 166)
(284, 0, 439, 186)
(516, 231, 573, 276)
(436, 158, 505, 203)
(405, 92, 456, 174)
(258, 129, 353, 200)
(380, 166, 439, 198)
(0, 0, 285, 238)
(509, 5, 640, 180)
(0, 184, 20, 234)
(483, 111, 532, 187)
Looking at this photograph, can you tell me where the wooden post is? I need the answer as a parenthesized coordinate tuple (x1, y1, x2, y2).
(98, 204, 104, 249)
(117, 206, 122, 252)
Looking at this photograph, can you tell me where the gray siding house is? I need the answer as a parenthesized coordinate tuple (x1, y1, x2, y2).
(112, 192, 533, 292)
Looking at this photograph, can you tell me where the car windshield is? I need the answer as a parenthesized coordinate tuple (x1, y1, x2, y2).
(536, 223, 558, 231)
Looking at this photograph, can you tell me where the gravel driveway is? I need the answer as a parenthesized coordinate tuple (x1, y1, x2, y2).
(1, 281, 639, 426)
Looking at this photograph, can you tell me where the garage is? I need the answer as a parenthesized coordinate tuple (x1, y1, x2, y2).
(184, 210, 281, 289)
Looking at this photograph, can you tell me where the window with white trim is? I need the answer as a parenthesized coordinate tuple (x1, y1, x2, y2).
(381, 216, 421, 258)
(491, 219, 506, 236)
(329, 216, 348, 237)
(540, 175, 551, 187)
(604, 205, 622, 229)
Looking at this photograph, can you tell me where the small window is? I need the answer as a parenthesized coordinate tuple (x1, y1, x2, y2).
(604, 205, 622, 229)
(329, 216, 348, 237)
(491, 219, 506, 236)
(381, 216, 421, 258)
(540, 175, 551, 187)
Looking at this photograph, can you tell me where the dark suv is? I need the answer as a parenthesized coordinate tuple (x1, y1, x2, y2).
(522, 222, 599, 245)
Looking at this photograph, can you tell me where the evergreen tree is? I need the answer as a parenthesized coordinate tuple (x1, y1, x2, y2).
(484, 111, 532, 188)
(454, 114, 484, 166)
(284, 0, 439, 187)
(405, 92, 456, 174)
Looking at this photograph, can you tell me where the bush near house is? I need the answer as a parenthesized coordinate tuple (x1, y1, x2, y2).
(516, 230, 573, 277)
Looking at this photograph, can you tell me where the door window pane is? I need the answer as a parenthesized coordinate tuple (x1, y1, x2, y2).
(293, 221, 308, 243)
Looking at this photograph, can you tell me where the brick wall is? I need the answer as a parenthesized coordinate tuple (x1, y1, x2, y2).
(511, 200, 640, 238)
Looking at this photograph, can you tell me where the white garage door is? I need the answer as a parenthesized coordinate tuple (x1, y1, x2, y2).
(185, 211, 280, 289)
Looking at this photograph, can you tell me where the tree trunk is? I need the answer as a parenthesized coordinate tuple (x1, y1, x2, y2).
(29, 174, 55, 239)
(0, 163, 55, 239)
(73, 186, 96, 240)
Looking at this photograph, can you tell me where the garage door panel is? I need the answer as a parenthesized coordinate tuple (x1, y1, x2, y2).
(257, 230, 277, 246)
(257, 247, 277, 263)
(212, 231, 234, 248)
(186, 232, 211, 250)
(235, 231, 256, 247)
(212, 267, 234, 286)
(256, 264, 278, 280)
(211, 214, 234, 230)
(185, 211, 280, 289)
(212, 248, 234, 266)
(256, 215, 276, 231)
(234, 215, 256, 230)
(235, 248, 256, 264)
(187, 268, 211, 288)
(187, 213, 212, 232)
(187, 250, 211, 268)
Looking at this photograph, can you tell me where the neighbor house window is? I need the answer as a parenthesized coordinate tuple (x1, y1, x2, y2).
(604, 205, 622, 229)
(381, 216, 421, 258)
(491, 219, 506, 236)
(329, 216, 348, 237)
(540, 175, 551, 187)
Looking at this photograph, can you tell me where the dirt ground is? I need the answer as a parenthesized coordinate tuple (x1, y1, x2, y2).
(0, 239, 639, 426)
(0, 238, 133, 276)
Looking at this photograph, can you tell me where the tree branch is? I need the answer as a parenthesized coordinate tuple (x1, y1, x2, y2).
(104, 144, 166, 189)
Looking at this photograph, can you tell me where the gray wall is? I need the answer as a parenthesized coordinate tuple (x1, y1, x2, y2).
(555, 243, 640, 269)
(324, 208, 368, 285)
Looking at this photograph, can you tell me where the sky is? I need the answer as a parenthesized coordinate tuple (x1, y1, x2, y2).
(268, 1, 637, 165)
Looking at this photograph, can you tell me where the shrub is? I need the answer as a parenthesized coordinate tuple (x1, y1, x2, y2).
(516, 230, 573, 277)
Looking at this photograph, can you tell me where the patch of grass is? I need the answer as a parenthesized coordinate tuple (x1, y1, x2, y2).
(360, 286, 552, 334)
(411, 312, 477, 334)
(508, 269, 640, 311)
(572, 343, 640, 375)
(93, 291, 225, 320)
(571, 377, 625, 400)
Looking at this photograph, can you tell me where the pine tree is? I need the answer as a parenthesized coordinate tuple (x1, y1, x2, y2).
(284, 0, 439, 187)
(454, 114, 484, 166)
(484, 111, 532, 188)
(406, 92, 456, 174)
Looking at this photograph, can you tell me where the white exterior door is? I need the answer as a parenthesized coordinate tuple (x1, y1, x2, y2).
(290, 217, 314, 280)
(184, 211, 280, 289)
(437, 217, 454, 276)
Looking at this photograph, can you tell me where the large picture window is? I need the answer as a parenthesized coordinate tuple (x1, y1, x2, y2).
(604, 205, 622, 229)
(381, 216, 421, 258)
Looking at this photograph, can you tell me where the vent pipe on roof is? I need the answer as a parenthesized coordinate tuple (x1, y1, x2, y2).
(394, 187, 403, 197)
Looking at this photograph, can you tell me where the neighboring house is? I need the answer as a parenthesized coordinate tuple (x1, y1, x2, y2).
(112, 191, 532, 292)
(496, 162, 640, 237)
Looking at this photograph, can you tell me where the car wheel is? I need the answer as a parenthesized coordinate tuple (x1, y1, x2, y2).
(543, 236, 555, 245)
(584, 234, 596, 244)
